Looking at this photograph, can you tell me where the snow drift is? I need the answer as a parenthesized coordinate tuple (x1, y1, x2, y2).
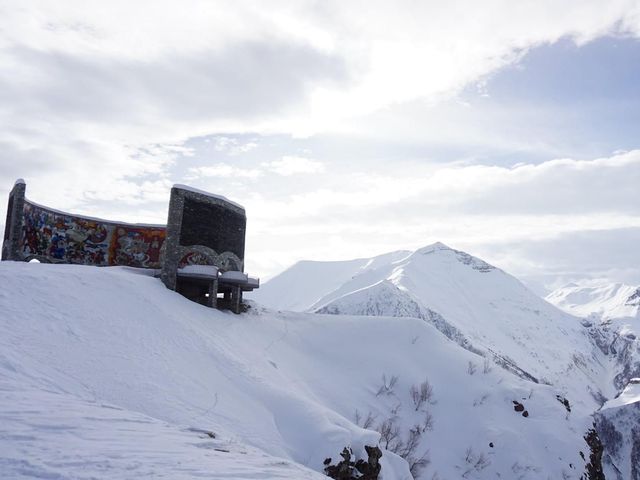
(0, 260, 598, 479)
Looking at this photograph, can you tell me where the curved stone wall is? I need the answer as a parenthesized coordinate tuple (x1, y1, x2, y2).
(21, 200, 166, 268)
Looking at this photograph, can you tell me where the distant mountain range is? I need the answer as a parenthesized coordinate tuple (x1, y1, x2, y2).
(547, 280, 640, 322)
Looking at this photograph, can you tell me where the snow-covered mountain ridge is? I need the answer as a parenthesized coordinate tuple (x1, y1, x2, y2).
(259, 242, 612, 406)
(547, 280, 640, 322)
(258, 242, 640, 478)
(546, 279, 640, 390)
(0, 258, 610, 479)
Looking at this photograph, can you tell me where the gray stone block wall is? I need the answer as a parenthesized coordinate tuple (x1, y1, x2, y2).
(160, 186, 247, 291)
(1, 180, 26, 261)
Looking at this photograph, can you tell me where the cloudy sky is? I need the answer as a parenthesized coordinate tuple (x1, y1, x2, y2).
(1, 1, 639, 292)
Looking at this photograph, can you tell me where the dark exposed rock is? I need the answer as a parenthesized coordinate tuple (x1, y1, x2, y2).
(585, 323, 611, 355)
(595, 415, 623, 458)
(556, 395, 572, 413)
(583, 426, 605, 480)
(355, 446, 382, 479)
(631, 427, 640, 480)
(594, 397, 640, 479)
(324, 448, 356, 480)
(324, 445, 382, 480)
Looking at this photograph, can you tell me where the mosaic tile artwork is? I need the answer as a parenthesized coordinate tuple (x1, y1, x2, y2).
(21, 202, 166, 268)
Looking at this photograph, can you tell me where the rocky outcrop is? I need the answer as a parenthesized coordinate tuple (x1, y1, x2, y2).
(323, 446, 382, 480)
(583, 426, 605, 480)
(595, 382, 640, 480)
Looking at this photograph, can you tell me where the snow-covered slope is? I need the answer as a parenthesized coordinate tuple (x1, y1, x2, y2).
(252, 250, 411, 311)
(547, 280, 640, 322)
(316, 280, 424, 319)
(0, 261, 598, 479)
(262, 243, 610, 409)
(1, 379, 325, 480)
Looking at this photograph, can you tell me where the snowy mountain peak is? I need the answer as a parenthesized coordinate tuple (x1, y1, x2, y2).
(412, 242, 496, 273)
(256, 243, 610, 408)
(414, 241, 452, 253)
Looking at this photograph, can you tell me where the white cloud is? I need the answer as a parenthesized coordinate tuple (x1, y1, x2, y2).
(237, 149, 640, 279)
(475, 227, 640, 294)
(213, 137, 259, 155)
(242, 150, 640, 224)
(184, 155, 324, 188)
(1, 1, 638, 140)
(262, 156, 325, 176)
(186, 163, 262, 179)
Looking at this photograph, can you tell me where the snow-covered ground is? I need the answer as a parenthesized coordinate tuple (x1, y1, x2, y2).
(0, 260, 600, 479)
(0, 378, 325, 480)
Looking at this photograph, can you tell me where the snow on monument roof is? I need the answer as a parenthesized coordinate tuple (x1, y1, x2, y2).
(220, 270, 249, 282)
(173, 184, 245, 211)
(177, 265, 219, 277)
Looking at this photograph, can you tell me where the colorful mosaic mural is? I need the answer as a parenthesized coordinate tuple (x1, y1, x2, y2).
(177, 247, 243, 272)
(178, 250, 215, 268)
(109, 226, 165, 268)
(21, 202, 166, 268)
